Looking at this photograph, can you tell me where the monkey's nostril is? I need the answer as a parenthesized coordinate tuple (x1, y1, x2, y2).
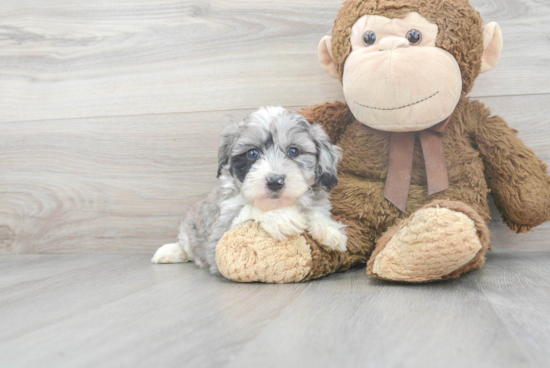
(266, 177, 285, 192)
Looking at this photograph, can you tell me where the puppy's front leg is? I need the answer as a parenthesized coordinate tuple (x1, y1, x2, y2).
(230, 204, 257, 229)
(231, 205, 307, 241)
(306, 210, 347, 252)
(256, 206, 307, 241)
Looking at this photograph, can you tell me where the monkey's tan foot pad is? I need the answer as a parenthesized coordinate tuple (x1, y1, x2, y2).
(367, 201, 491, 283)
(216, 222, 313, 283)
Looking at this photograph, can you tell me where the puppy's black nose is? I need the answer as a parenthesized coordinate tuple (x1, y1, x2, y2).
(266, 177, 285, 192)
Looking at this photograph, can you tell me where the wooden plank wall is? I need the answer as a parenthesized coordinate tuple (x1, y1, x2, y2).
(1, 0, 549, 254)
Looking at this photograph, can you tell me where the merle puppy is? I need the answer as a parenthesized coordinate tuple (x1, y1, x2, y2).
(152, 107, 347, 274)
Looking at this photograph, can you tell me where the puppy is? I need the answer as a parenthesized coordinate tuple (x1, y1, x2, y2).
(152, 107, 347, 274)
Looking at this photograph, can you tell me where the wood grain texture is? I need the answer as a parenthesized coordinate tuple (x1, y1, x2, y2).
(225, 266, 531, 368)
(0, 108, 256, 253)
(479, 253, 550, 368)
(0, 0, 549, 122)
(0, 254, 311, 368)
(0, 0, 549, 254)
(0, 252, 549, 367)
(1, 95, 549, 254)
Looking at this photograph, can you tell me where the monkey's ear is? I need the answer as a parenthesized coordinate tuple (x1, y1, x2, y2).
(480, 22, 503, 73)
(318, 36, 339, 79)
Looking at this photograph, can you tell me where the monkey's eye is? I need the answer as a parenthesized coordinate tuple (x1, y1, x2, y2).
(406, 29, 422, 45)
(247, 149, 260, 160)
(287, 147, 300, 157)
(363, 31, 377, 46)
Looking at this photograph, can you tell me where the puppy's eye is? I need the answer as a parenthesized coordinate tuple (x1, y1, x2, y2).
(247, 149, 259, 160)
(406, 29, 422, 45)
(287, 147, 299, 157)
(363, 31, 376, 46)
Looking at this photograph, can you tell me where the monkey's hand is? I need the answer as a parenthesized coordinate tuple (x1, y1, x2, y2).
(470, 100, 550, 233)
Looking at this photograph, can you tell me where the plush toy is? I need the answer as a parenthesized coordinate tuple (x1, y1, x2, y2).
(216, 0, 550, 283)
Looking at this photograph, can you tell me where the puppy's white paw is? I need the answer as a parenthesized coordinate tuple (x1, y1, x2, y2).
(309, 222, 348, 252)
(151, 243, 189, 264)
(258, 208, 307, 242)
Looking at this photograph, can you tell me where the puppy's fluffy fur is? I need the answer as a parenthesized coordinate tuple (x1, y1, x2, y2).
(152, 107, 347, 274)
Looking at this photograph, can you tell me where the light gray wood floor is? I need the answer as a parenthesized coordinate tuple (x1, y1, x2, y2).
(1, 250, 549, 368)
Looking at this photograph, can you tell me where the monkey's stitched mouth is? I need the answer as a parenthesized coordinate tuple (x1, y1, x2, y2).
(355, 91, 439, 111)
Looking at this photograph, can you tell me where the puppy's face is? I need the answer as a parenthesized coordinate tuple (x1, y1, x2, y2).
(218, 107, 341, 211)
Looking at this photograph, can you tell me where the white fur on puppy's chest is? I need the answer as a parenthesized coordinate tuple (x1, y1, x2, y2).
(231, 203, 347, 252)
(232, 205, 307, 241)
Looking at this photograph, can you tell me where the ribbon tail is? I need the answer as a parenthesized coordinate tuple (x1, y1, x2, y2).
(384, 132, 415, 212)
(419, 130, 449, 195)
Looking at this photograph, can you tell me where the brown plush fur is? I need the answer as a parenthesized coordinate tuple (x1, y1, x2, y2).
(285, 0, 550, 282)
(297, 94, 550, 281)
(216, 0, 550, 283)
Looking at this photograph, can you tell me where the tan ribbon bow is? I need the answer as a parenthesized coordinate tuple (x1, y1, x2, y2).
(383, 116, 452, 212)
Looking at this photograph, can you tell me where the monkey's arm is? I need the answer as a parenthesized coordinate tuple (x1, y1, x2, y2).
(469, 100, 550, 233)
(298, 101, 354, 143)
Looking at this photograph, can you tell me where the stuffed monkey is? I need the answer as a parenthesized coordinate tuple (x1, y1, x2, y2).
(216, 0, 550, 283)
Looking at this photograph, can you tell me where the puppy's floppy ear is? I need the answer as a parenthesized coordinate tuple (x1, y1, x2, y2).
(217, 122, 242, 178)
(310, 123, 342, 191)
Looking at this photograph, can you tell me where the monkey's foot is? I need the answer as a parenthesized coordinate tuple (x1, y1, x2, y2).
(216, 222, 313, 283)
(217, 220, 368, 283)
(367, 200, 491, 283)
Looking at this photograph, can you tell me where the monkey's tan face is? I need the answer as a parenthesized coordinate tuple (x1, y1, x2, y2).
(342, 12, 462, 132)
